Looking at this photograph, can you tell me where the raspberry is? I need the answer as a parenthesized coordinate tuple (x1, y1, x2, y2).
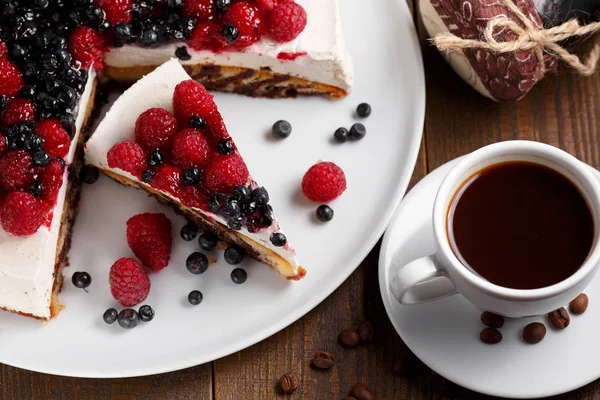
(134, 108, 178, 152)
(202, 154, 249, 194)
(39, 160, 64, 208)
(0, 135, 6, 154)
(0, 192, 45, 236)
(109, 258, 151, 306)
(180, 184, 209, 210)
(170, 128, 211, 170)
(107, 141, 147, 177)
(266, 2, 307, 42)
(0, 40, 7, 59)
(204, 111, 230, 145)
(35, 119, 70, 158)
(183, 0, 214, 21)
(96, 0, 133, 25)
(188, 22, 228, 53)
(302, 161, 346, 202)
(1, 98, 35, 127)
(256, 0, 276, 11)
(126, 213, 172, 272)
(0, 150, 34, 191)
(224, 2, 263, 49)
(0, 59, 24, 99)
(68, 26, 105, 70)
(173, 80, 217, 126)
(151, 164, 183, 197)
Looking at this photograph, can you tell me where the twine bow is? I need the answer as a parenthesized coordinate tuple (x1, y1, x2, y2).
(432, 0, 600, 77)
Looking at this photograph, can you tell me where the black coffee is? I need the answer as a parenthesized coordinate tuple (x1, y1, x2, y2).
(448, 161, 594, 289)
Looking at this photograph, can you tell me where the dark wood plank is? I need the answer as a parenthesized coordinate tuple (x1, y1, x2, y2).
(0, 363, 212, 400)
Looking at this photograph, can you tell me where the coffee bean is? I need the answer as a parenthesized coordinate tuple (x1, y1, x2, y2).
(350, 383, 375, 400)
(279, 372, 299, 393)
(339, 328, 361, 348)
(480, 311, 504, 328)
(548, 307, 570, 329)
(523, 322, 546, 344)
(392, 358, 409, 376)
(479, 327, 502, 344)
(358, 321, 374, 342)
(569, 293, 589, 315)
(312, 351, 334, 369)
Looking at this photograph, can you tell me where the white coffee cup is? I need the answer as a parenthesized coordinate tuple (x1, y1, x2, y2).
(390, 141, 600, 318)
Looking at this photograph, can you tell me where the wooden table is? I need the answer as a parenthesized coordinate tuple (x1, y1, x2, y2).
(5, 2, 600, 399)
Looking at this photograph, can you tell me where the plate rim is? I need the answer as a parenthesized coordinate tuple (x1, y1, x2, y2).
(378, 157, 600, 399)
(0, 0, 426, 378)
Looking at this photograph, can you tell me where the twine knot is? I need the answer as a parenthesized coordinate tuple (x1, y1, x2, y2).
(432, 0, 600, 77)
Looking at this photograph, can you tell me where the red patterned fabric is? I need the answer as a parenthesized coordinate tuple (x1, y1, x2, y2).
(431, 0, 558, 101)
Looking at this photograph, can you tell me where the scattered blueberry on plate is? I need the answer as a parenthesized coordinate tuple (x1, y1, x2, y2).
(188, 290, 203, 305)
(231, 268, 247, 284)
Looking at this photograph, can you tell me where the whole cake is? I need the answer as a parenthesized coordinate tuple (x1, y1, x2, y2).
(0, 0, 350, 320)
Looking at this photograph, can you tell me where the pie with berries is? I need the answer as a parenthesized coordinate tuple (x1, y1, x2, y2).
(101, 0, 354, 98)
(0, 0, 352, 320)
(86, 59, 305, 279)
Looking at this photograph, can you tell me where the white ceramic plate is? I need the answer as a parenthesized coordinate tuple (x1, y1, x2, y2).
(380, 158, 600, 399)
(0, 0, 424, 377)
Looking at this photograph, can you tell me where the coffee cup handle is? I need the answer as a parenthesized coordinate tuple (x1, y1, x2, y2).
(390, 254, 458, 305)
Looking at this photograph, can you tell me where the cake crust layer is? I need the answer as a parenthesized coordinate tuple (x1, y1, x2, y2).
(104, 64, 348, 99)
(100, 168, 306, 280)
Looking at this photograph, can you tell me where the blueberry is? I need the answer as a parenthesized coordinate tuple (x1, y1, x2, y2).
(10, 44, 28, 62)
(33, 0, 50, 9)
(139, 305, 155, 322)
(29, 182, 43, 197)
(217, 138, 234, 155)
(251, 187, 269, 205)
(140, 29, 158, 47)
(316, 205, 334, 222)
(114, 23, 133, 46)
(61, 115, 76, 138)
(208, 193, 226, 213)
(272, 120, 292, 139)
(231, 268, 247, 284)
(242, 201, 257, 216)
(221, 199, 241, 219)
(58, 87, 77, 106)
(167, 0, 183, 8)
(180, 223, 197, 241)
(183, 166, 201, 185)
(8, 133, 26, 149)
(349, 123, 366, 140)
(103, 308, 118, 324)
(231, 185, 250, 203)
(215, 0, 232, 12)
(356, 103, 371, 118)
(21, 84, 36, 99)
(175, 46, 191, 61)
(224, 246, 244, 265)
(223, 24, 238, 42)
(72, 271, 92, 289)
(228, 217, 242, 230)
(334, 127, 349, 143)
(189, 114, 206, 130)
(81, 165, 99, 184)
(117, 309, 140, 329)
(186, 252, 209, 274)
(142, 169, 155, 183)
(198, 232, 218, 251)
(0, 96, 7, 111)
(270, 232, 287, 247)
(188, 290, 203, 305)
(148, 149, 165, 166)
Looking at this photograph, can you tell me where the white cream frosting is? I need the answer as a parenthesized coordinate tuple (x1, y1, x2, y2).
(0, 69, 96, 319)
(84, 59, 300, 276)
(104, 0, 353, 92)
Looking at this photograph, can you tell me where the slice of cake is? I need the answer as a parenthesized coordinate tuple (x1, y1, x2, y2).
(98, 0, 354, 98)
(0, 71, 96, 320)
(85, 59, 304, 280)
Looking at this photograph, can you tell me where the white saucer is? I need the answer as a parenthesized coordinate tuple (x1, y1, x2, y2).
(379, 158, 600, 399)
